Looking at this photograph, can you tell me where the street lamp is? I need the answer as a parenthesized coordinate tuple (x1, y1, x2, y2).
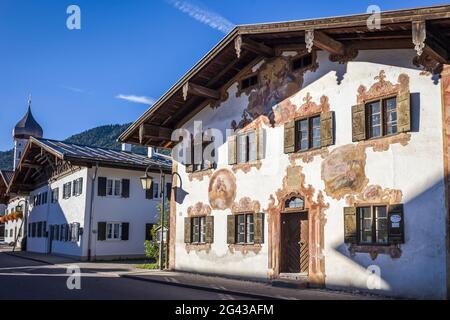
(141, 166, 166, 270)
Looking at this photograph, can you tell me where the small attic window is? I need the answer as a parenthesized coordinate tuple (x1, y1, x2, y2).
(241, 75, 258, 90)
(292, 53, 313, 71)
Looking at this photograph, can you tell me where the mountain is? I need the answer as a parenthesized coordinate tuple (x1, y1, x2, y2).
(0, 123, 148, 171)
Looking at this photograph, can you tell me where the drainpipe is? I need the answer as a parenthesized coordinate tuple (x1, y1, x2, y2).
(87, 163, 99, 261)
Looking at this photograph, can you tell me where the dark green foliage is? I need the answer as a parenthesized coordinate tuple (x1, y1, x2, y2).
(0, 123, 150, 170)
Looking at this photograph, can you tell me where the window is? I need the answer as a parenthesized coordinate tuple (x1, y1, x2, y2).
(73, 178, 83, 196)
(190, 137, 215, 172)
(51, 188, 59, 203)
(292, 53, 313, 71)
(106, 222, 122, 240)
(63, 182, 72, 199)
(357, 206, 388, 245)
(295, 115, 321, 151)
(235, 214, 254, 244)
(153, 182, 160, 199)
(107, 179, 121, 197)
(42, 192, 48, 205)
(241, 74, 258, 90)
(366, 97, 397, 139)
(37, 222, 43, 238)
(237, 131, 257, 164)
(191, 217, 206, 244)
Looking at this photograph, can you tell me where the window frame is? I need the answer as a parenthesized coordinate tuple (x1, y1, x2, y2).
(236, 130, 257, 164)
(106, 222, 122, 241)
(365, 95, 398, 140)
(294, 113, 321, 152)
(235, 213, 255, 245)
(106, 179, 122, 198)
(240, 73, 259, 91)
(356, 205, 389, 246)
(190, 216, 206, 244)
(291, 53, 314, 72)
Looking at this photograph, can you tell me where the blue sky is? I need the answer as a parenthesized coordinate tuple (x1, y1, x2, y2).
(0, 0, 446, 151)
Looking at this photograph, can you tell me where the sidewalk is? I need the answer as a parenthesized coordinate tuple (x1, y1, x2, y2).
(1, 247, 78, 265)
(122, 270, 384, 300)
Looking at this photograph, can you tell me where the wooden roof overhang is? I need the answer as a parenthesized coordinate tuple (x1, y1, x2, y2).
(119, 5, 450, 149)
(7, 138, 171, 195)
(0, 172, 9, 204)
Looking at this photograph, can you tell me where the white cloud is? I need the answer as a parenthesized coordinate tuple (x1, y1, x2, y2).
(166, 0, 235, 34)
(60, 85, 85, 93)
(116, 94, 155, 105)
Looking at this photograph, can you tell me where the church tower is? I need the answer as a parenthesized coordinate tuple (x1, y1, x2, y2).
(12, 97, 43, 170)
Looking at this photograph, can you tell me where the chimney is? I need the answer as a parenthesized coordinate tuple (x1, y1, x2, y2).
(121, 143, 132, 152)
(148, 147, 154, 158)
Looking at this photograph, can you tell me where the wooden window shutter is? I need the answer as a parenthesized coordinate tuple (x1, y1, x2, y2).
(145, 224, 153, 241)
(121, 223, 129, 241)
(97, 222, 106, 241)
(352, 104, 366, 142)
(343, 207, 357, 244)
(388, 204, 405, 244)
(228, 135, 237, 165)
(397, 92, 411, 133)
(227, 215, 236, 244)
(184, 217, 192, 243)
(205, 216, 214, 244)
(145, 183, 154, 200)
(121, 179, 130, 198)
(98, 177, 107, 197)
(254, 213, 264, 244)
(320, 111, 334, 147)
(256, 128, 265, 160)
(78, 178, 83, 195)
(284, 120, 295, 154)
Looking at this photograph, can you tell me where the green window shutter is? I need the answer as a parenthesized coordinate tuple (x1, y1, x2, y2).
(121, 223, 129, 241)
(205, 216, 214, 244)
(228, 135, 237, 165)
(145, 183, 154, 200)
(397, 92, 411, 133)
(284, 120, 295, 154)
(388, 204, 405, 244)
(98, 177, 107, 197)
(254, 213, 264, 244)
(320, 111, 334, 147)
(184, 217, 192, 243)
(145, 224, 153, 241)
(227, 215, 236, 244)
(121, 179, 130, 198)
(352, 104, 366, 142)
(97, 222, 106, 241)
(343, 207, 357, 244)
(256, 128, 265, 160)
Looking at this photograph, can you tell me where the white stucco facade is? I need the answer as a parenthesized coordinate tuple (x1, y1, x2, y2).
(171, 49, 448, 299)
(25, 166, 171, 261)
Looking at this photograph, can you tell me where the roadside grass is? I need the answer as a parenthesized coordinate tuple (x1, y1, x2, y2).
(136, 261, 159, 270)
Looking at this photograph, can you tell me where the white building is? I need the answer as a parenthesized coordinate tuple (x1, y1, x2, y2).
(119, 6, 450, 299)
(7, 137, 172, 261)
(1, 102, 173, 261)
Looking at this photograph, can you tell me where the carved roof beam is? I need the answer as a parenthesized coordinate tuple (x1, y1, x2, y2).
(305, 29, 345, 55)
(234, 35, 275, 59)
(139, 123, 173, 145)
(412, 20, 449, 74)
(182, 82, 220, 101)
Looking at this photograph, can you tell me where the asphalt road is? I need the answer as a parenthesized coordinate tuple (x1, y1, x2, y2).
(0, 252, 252, 300)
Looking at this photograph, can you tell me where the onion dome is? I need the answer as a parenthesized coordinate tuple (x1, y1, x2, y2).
(13, 98, 43, 139)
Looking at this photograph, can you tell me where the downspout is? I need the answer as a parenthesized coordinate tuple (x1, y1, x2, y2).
(87, 162, 99, 261)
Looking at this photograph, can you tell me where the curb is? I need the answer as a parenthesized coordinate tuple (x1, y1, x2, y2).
(3, 251, 57, 265)
(121, 274, 280, 300)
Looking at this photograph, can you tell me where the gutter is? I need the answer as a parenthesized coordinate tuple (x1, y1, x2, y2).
(87, 162, 99, 261)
